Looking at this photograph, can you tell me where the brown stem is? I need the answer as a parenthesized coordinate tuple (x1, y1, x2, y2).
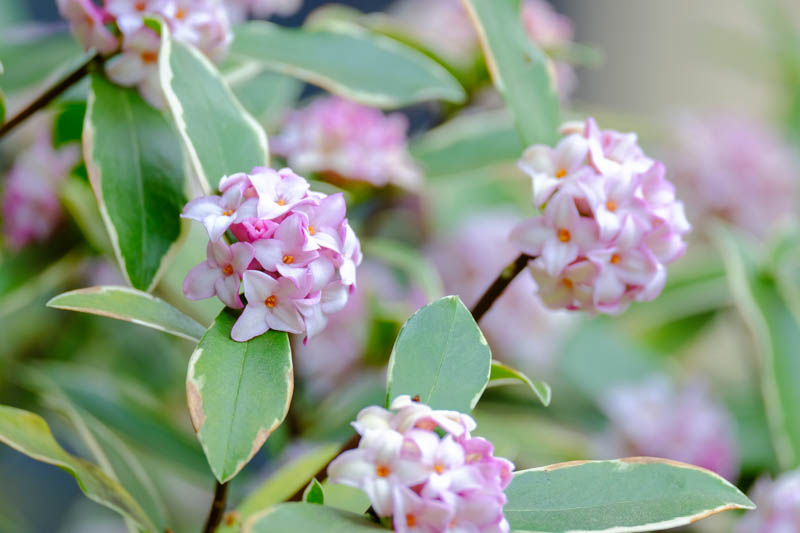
(0, 53, 102, 140)
(286, 433, 361, 502)
(202, 481, 229, 533)
(470, 254, 533, 322)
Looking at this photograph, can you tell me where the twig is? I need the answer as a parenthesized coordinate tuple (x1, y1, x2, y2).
(0, 53, 102, 140)
(202, 481, 229, 533)
(470, 254, 533, 322)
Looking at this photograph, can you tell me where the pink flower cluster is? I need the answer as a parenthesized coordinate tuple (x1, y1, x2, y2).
(57, 0, 231, 108)
(225, 0, 303, 24)
(511, 118, 690, 314)
(329, 396, 514, 533)
(599, 377, 739, 481)
(2, 130, 80, 250)
(672, 115, 799, 238)
(273, 97, 422, 189)
(182, 167, 362, 342)
(735, 468, 800, 532)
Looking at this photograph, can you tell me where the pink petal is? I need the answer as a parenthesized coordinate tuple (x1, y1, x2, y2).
(231, 304, 269, 342)
(215, 273, 243, 309)
(182, 262, 218, 300)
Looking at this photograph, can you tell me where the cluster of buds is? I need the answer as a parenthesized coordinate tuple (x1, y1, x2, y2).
(599, 377, 739, 481)
(273, 96, 422, 190)
(512, 117, 690, 314)
(671, 115, 799, 238)
(57, 0, 231, 108)
(225, 0, 303, 24)
(2, 130, 79, 250)
(735, 468, 800, 532)
(182, 167, 361, 342)
(329, 396, 514, 533)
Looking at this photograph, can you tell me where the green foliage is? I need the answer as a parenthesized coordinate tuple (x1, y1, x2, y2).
(0, 34, 82, 92)
(159, 22, 269, 193)
(0, 405, 157, 532)
(488, 360, 551, 406)
(232, 21, 466, 108)
(47, 285, 207, 342)
(231, 68, 303, 131)
(302, 478, 325, 504)
(244, 503, 384, 533)
(505, 458, 754, 532)
(461, 0, 560, 146)
(386, 295, 491, 411)
(187, 309, 293, 483)
(84, 74, 187, 291)
(362, 239, 445, 303)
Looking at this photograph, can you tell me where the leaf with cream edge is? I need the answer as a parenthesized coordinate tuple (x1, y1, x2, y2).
(715, 225, 800, 468)
(386, 295, 491, 412)
(231, 21, 466, 109)
(489, 360, 551, 406)
(187, 308, 293, 483)
(0, 405, 157, 532)
(84, 74, 187, 292)
(505, 458, 754, 532)
(158, 21, 269, 194)
(461, 0, 560, 146)
(47, 285, 206, 342)
(244, 503, 385, 533)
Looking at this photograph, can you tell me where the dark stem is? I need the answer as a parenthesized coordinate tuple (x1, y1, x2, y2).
(202, 481, 229, 533)
(286, 432, 361, 502)
(470, 254, 533, 322)
(0, 53, 102, 140)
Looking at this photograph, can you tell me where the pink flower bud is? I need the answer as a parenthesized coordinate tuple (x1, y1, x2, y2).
(513, 117, 690, 314)
(735, 469, 800, 533)
(57, 0, 119, 55)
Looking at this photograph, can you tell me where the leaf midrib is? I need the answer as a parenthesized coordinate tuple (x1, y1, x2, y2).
(220, 337, 251, 477)
(424, 300, 458, 405)
(119, 92, 148, 286)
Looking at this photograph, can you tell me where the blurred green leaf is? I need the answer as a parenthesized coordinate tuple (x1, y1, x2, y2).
(48, 285, 206, 342)
(461, 0, 560, 146)
(505, 459, 753, 532)
(159, 22, 269, 193)
(244, 503, 383, 533)
(716, 225, 800, 468)
(488, 360, 551, 406)
(410, 110, 523, 178)
(386, 296, 491, 411)
(362, 239, 444, 304)
(59, 176, 113, 255)
(187, 309, 293, 483)
(0, 88, 5, 124)
(0, 33, 82, 92)
(84, 74, 187, 291)
(0, 405, 157, 532)
(52, 100, 86, 147)
(231, 21, 465, 108)
(302, 478, 324, 505)
(231, 69, 302, 131)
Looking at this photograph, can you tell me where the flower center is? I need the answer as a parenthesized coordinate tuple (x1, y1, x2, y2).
(406, 514, 417, 527)
(610, 253, 621, 264)
(141, 51, 158, 64)
(557, 228, 571, 242)
(222, 209, 234, 216)
(561, 278, 574, 289)
(277, 199, 286, 206)
(606, 200, 617, 212)
(555, 168, 567, 179)
(175, 8, 187, 19)
(265, 296, 276, 308)
(308, 225, 316, 236)
(376, 465, 390, 478)
(135, 1, 147, 11)
(434, 464, 444, 474)
(222, 264, 234, 276)
(282, 254, 294, 265)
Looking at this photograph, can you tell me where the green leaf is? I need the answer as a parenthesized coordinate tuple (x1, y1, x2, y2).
(386, 295, 491, 411)
(159, 21, 269, 193)
(716, 225, 800, 468)
(0, 87, 5, 124)
(461, 0, 560, 146)
(187, 309, 293, 483)
(231, 21, 465, 108)
(410, 110, 523, 178)
(53, 100, 87, 147)
(362, 239, 445, 304)
(47, 285, 206, 342)
(302, 478, 325, 504)
(505, 458, 754, 532)
(0, 33, 82, 92)
(84, 74, 187, 292)
(488, 360, 551, 406)
(231, 68, 303, 130)
(244, 503, 384, 533)
(59, 176, 113, 255)
(0, 405, 156, 532)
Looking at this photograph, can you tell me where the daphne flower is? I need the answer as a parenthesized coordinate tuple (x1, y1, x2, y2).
(393, 486, 453, 533)
(57, 0, 118, 54)
(231, 270, 309, 340)
(182, 184, 258, 242)
(273, 97, 422, 189)
(252, 168, 312, 219)
(253, 214, 319, 285)
(513, 117, 690, 314)
(294, 193, 347, 251)
(183, 240, 254, 309)
(105, 27, 165, 108)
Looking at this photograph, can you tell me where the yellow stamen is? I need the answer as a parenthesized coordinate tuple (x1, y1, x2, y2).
(282, 255, 294, 265)
(434, 464, 444, 474)
(141, 51, 158, 64)
(265, 296, 276, 308)
(557, 228, 571, 242)
(376, 465, 390, 477)
(562, 278, 574, 289)
(308, 225, 316, 236)
(606, 201, 617, 212)
(406, 515, 417, 527)
(222, 264, 234, 276)
(610, 253, 621, 265)
(555, 168, 568, 179)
